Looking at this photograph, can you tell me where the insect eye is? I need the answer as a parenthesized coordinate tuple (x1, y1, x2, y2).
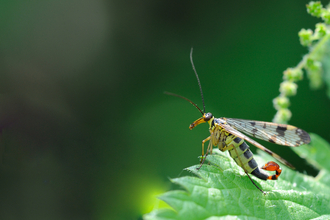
(204, 112, 213, 121)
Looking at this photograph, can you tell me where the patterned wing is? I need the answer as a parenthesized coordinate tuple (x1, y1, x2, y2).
(216, 122, 296, 169)
(225, 118, 310, 147)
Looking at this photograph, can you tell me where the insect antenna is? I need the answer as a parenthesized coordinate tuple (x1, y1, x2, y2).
(190, 48, 206, 113)
(164, 91, 204, 115)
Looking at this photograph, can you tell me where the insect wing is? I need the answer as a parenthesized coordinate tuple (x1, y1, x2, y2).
(217, 122, 295, 169)
(225, 118, 311, 147)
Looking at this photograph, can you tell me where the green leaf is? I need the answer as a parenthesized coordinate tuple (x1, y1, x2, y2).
(291, 133, 330, 171)
(144, 134, 330, 220)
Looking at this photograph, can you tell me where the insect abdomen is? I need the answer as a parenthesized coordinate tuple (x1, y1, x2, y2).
(227, 137, 268, 180)
(250, 167, 268, 180)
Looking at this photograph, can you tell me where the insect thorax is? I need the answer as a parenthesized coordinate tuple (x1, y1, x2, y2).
(211, 123, 235, 151)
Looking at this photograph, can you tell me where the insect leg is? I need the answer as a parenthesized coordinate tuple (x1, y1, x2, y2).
(261, 161, 282, 180)
(245, 172, 266, 195)
(231, 142, 265, 195)
(201, 136, 211, 162)
(197, 136, 211, 170)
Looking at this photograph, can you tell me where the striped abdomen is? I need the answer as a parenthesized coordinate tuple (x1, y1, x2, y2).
(220, 135, 269, 181)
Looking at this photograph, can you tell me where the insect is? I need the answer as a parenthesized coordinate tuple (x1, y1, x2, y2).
(165, 48, 311, 194)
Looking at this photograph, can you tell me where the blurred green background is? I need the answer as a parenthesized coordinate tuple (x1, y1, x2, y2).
(1, 0, 330, 219)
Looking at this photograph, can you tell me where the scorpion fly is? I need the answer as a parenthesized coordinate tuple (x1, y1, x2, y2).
(165, 48, 311, 194)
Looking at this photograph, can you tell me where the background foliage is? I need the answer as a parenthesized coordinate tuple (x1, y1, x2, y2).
(0, 0, 330, 219)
